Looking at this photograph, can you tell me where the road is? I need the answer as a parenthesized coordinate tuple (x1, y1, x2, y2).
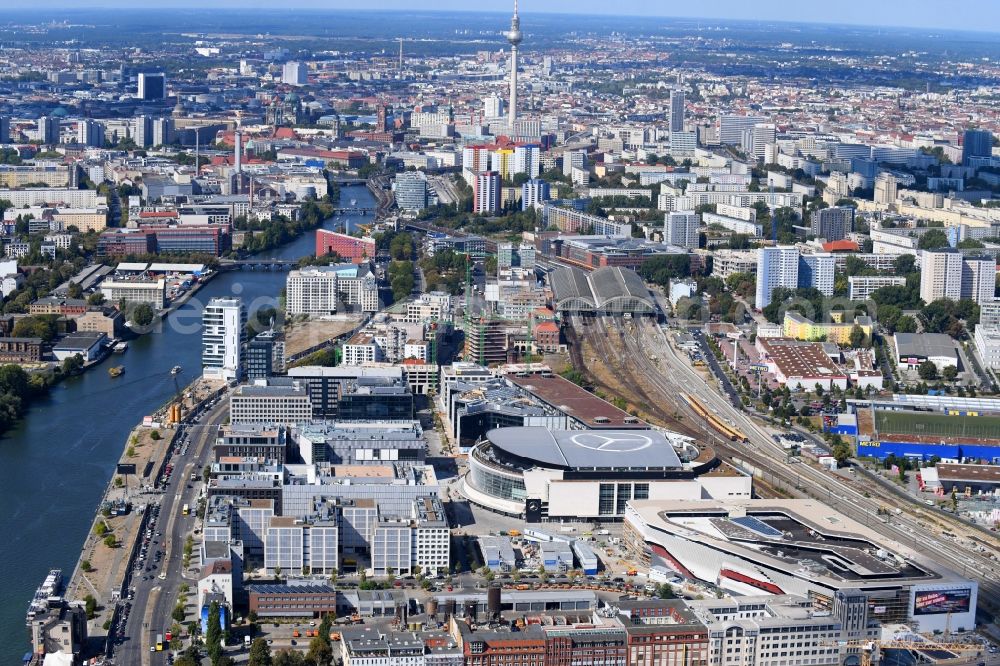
(114, 396, 231, 666)
(568, 315, 1000, 618)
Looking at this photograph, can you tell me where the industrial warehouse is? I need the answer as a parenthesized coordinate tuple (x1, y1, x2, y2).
(623, 499, 978, 634)
(461, 427, 749, 521)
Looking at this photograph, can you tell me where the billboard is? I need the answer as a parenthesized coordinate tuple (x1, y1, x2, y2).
(524, 499, 542, 524)
(116, 463, 137, 475)
(913, 588, 972, 616)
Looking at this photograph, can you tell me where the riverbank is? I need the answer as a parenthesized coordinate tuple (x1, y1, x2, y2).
(55, 192, 371, 656)
(0, 269, 220, 442)
(62, 374, 227, 659)
(1, 184, 377, 665)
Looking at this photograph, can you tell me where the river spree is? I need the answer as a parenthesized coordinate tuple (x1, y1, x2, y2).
(0, 186, 374, 659)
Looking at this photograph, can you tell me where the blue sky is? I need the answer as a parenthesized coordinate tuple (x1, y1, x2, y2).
(16, 0, 1000, 33)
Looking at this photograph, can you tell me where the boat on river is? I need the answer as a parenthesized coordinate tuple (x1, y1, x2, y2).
(25, 569, 62, 625)
(109, 366, 124, 377)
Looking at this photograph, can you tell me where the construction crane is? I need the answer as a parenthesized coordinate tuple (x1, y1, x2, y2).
(824, 639, 982, 666)
(167, 366, 185, 424)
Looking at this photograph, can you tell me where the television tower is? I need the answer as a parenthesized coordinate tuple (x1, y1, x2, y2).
(505, 0, 522, 133)
(234, 110, 243, 187)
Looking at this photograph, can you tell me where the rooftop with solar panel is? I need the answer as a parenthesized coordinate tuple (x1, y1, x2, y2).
(629, 499, 945, 586)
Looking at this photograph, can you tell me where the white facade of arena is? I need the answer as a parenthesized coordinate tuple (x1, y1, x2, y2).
(461, 427, 751, 521)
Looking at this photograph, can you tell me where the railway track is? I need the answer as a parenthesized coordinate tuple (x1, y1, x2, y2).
(566, 315, 1000, 615)
(566, 315, 700, 438)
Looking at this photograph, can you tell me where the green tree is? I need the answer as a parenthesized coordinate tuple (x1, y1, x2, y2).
(60, 353, 84, 376)
(832, 442, 852, 467)
(725, 272, 755, 299)
(273, 650, 307, 666)
(844, 255, 869, 277)
(306, 635, 334, 666)
(943, 365, 959, 381)
(848, 324, 867, 348)
(88, 291, 106, 306)
(103, 534, 117, 548)
(917, 228, 950, 250)
(918, 361, 938, 381)
(249, 638, 273, 666)
(318, 613, 334, 643)
(388, 232, 414, 260)
(388, 260, 415, 301)
(175, 645, 202, 666)
(206, 601, 223, 665)
(84, 594, 98, 619)
(12, 315, 60, 342)
(173, 603, 186, 623)
(895, 315, 918, 333)
(638, 254, 691, 288)
(131, 302, 155, 327)
(893, 254, 917, 275)
(727, 233, 752, 250)
(877, 304, 903, 333)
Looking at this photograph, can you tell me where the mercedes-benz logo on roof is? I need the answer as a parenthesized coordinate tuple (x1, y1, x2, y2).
(569, 432, 653, 453)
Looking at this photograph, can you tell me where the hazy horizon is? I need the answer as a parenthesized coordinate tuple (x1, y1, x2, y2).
(8, 1, 1000, 35)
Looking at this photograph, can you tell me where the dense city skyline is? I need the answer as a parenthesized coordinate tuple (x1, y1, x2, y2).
(18, 1, 1000, 35)
(2, 3, 1000, 666)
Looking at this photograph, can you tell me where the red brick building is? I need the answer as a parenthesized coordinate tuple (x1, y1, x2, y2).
(533, 320, 561, 353)
(544, 628, 627, 666)
(625, 624, 709, 666)
(619, 600, 710, 666)
(0, 337, 43, 363)
(248, 583, 338, 618)
(460, 626, 546, 666)
(96, 230, 157, 257)
(316, 229, 376, 262)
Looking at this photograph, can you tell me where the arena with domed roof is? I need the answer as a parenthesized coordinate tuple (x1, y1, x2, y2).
(461, 426, 748, 522)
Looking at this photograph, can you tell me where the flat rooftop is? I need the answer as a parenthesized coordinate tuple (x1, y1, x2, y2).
(508, 374, 646, 429)
(487, 427, 682, 470)
(894, 332, 958, 360)
(330, 465, 396, 478)
(758, 338, 845, 379)
(936, 464, 1000, 484)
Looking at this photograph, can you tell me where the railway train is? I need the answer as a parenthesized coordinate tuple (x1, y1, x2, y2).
(681, 393, 750, 443)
